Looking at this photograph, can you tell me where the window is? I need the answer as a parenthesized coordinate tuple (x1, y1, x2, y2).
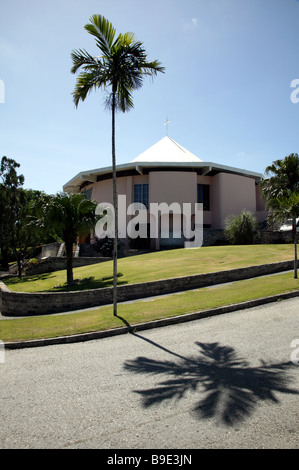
(197, 184, 210, 211)
(134, 184, 149, 208)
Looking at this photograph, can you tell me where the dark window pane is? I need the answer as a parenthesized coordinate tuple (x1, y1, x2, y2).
(197, 184, 210, 211)
(134, 184, 149, 208)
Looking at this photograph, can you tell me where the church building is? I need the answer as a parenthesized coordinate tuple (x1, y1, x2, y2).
(63, 136, 267, 249)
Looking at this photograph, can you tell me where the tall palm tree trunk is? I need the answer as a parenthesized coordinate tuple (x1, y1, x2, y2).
(112, 88, 118, 316)
(293, 216, 298, 279)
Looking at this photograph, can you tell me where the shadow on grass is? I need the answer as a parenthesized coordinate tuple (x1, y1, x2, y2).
(52, 273, 127, 292)
(5, 272, 57, 286)
(123, 337, 298, 426)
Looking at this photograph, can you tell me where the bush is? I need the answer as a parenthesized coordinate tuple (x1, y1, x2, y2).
(224, 210, 258, 245)
(91, 236, 123, 257)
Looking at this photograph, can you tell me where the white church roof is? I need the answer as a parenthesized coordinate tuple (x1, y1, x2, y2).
(130, 136, 202, 163)
(63, 136, 263, 193)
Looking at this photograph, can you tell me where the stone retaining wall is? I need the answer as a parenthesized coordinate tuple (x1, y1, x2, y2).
(258, 231, 293, 244)
(0, 260, 294, 317)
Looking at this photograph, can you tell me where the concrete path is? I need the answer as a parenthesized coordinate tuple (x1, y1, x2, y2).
(1, 297, 298, 449)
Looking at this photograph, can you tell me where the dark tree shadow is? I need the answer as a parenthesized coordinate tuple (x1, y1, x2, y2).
(5, 272, 127, 292)
(5, 272, 57, 285)
(52, 273, 126, 291)
(124, 340, 298, 426)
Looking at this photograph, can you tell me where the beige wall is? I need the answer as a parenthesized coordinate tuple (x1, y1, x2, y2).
(211, 173, 256, 229)
(85, 170, 265, 239)
(89, 175, 150, 205)
(147, 172, 197, 249)
(255, 184, 268, 223)
(148, 171, 197, 206)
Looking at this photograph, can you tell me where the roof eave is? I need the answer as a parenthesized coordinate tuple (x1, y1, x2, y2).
(63, 161, 264, 193)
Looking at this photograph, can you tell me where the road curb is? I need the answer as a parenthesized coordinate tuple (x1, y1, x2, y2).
(3, 289, 299, 350)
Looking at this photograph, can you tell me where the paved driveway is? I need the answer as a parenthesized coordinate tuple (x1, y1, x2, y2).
(1, 297, 298, 449)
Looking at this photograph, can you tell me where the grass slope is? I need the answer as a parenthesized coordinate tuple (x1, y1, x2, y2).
(4, 244, 295, 293)
(1, 271, 298, 343)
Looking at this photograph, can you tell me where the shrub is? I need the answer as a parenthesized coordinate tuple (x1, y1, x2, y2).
(224, 210, 258, 245)
(91, 236, 123, 257)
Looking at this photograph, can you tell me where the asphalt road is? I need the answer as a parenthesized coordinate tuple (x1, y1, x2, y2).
(1, 297, 298, 450)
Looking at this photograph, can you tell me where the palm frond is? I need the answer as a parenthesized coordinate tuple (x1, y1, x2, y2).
(70, 48, 99, 74)
(72, 69, 107, 107)
(117, 84, 134, 112)
(139, 59, 165, 76)
(71, 16, 164, 115)
(85, 15, 116, 57)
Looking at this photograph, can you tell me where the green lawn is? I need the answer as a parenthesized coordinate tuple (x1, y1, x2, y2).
(4, 244, 295, 293)
(1, 271, 298, 343)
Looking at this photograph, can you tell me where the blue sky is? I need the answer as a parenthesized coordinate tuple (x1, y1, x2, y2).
(1, 0, 299, 194)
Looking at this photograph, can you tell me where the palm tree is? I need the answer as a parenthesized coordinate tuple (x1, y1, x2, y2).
(41, 193, 98, 285)
(260, 154, 299, 199)
(266, 192, 299, 278)
(71, 15, 164, 315)
(260, 153, 299, 278)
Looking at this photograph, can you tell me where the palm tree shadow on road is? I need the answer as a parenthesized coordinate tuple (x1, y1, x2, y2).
(122, 331, 298, 426)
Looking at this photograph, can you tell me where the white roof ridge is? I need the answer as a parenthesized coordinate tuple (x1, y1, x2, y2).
(130, 136, 202, 163)
(167, 137, 188, 152)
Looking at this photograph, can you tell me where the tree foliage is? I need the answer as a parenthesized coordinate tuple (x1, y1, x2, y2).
(0, 157, 51, 275)
(260, 153, 299, 201)
(71, 15, 165, 111)
(0, 157, 24, 269)
(36, 192, 99, 285)
(260, 153, 299, 278)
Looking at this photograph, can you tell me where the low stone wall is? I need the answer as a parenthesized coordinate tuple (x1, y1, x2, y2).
(0, 260, 294, 317)
(258, 230, 293, 244)
(38, 242, 61, 259)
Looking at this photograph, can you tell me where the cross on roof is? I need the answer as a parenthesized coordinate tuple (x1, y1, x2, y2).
(163, 117, 171, 136)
